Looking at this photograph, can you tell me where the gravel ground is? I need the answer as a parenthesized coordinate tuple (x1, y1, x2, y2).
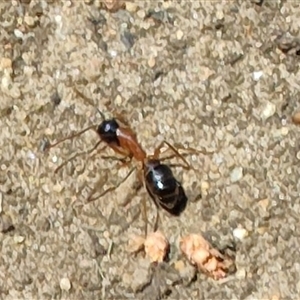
(1, 0, 300, 299)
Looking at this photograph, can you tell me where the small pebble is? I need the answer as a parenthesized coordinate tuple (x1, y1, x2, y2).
(216, 10, 224, 20)
(53, 184, 63, 193)
(24, 15, 35, 27)
(252, 70, 263, 81)
(126, 2, 138, 12)
(144, 231, 169, 263)
(60, 277, 71, 291)
(44, 127, 54, 135)
(176, 29, 184, 40)
(2, 76, 11, 89)
(256, 227, 268, 235)
(115, 94, 122, 105)
(233, 227, 248, 240)
(0, 57, 12, 70)
(54, 15, 62, 24)
(201, 181, 210, 193)
(235, 268, 246, 279)
(174, 260, 185, 271)
(280, 127, 289, 136)
(270, 294, 280, 300)
(14, 235, 25, 244)
(148, 57, 156, 68)
(292, 111, 300, 124)
(258, 198, 269, 211)
(42, 184, 50, 193)
(230, 167, 243, 182)
(137, 9, 146, 19)
(52, 155, 58, 163)
(261, 102, 276, 120)
(14, 29, 24, 39)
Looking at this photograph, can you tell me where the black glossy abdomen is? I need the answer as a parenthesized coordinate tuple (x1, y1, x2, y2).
(145, 163, 187, 216)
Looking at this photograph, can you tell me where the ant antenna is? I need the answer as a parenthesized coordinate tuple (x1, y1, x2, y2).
(97, 108, 106, 120)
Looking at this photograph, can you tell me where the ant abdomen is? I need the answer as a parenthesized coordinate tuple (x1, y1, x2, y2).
(97, 119, 120, 145)
(144, 159, 188, 216)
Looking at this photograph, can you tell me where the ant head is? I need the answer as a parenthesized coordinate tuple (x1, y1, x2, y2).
(97, 118, 120, 145)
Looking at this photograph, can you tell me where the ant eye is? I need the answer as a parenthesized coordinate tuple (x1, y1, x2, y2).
(104, 123, 112, 132)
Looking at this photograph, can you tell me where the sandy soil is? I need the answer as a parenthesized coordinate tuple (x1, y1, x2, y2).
(1, 0, 300, 299)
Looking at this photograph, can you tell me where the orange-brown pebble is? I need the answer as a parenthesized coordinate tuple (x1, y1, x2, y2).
(180, 233, 234, 280)
(292, 111, 300, 125)
(144, 231, 169, 263)
(180, 234, 210, 261)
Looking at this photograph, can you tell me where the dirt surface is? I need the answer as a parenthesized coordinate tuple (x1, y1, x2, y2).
(1, 0, 300, 299)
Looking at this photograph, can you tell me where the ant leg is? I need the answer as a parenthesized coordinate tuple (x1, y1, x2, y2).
(142, 196, 148, 237)
(171, 144, 214, 156)
(138, 169, 160, 235)
(90, 150, 133, 169)
(114, 111, 130, 127)
(153, 208, 160, 232)
(87, 140, 132, 163)
(73, 86, 96, 107)
(54, 141, 105, 173)
(45, 125, 98, 151)
(152, 140, 191, 170)
(97, 156, 131, 166)
(87, 167, 136, 203)
(137, 169, 149, 237)
(153, 140, 214, 170)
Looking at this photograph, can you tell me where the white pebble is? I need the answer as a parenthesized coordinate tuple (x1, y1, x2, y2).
(230, 167, 243, 182)
(233, 227, 248, 240)
(261, 101, 276, 120)
(176, 29, 184, 40)
(42, 184, 50, 194)
(60, 277, 71, 291)
(109, 50, 118, 57)
(216, 10, 224, 20)
(55, 15, 62, 24)
(1, 76, 11, 89)
(14, 29, 24, 39)
(27, 151, 36, 160)
(252, 70, 263, 81)
(53, 184, 63, 193)
(235, 268, 246, 279)
(192, 11, 198, 19)
(137, 9, 146, 19)
(52, 155, 58, 163)
(14, 235, 25, 244)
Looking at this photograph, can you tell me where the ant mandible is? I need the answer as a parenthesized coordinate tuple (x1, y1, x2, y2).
(45, 88, 208, 232)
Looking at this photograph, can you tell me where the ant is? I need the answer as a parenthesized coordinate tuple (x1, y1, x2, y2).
(45, 90, 209, 232)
